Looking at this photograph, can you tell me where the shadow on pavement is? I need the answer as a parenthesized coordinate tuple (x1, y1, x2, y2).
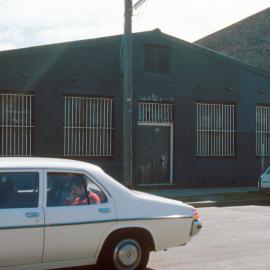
(182, 191, 270, 208)
(56, 266, 155, 270)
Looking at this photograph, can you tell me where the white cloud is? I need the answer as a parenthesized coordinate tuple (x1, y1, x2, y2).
(36, 25, 122, 45)
(0, 27, 25, 43)
(0, 27, 27, 51)
(0, 0, 123, 29)
(133, 0, 270, 41)
(0, 0, 124, 49)
(0, 42, 16, 51)
(0, 0, 269, 50)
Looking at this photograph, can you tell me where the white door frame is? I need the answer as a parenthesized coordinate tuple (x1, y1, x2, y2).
(137, 122, 174, 186)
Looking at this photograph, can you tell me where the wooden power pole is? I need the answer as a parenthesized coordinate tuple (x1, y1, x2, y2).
(123, 0, 133, 187)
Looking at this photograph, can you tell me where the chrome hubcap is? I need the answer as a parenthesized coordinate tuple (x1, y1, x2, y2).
(113, 239, 141, 270)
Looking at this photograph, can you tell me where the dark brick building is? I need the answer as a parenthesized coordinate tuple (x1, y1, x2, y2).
(0, 29, 270, 188)
(196, 8, 270, 73)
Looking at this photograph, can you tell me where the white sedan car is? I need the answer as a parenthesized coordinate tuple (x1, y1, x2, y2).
(0, 158, 201, 270)
(258, 166, 270, 192)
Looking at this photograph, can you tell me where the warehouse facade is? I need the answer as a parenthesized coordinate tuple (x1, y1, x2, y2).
(0, 29, 270, 188)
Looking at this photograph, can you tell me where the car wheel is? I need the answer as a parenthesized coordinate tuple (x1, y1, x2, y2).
(98, 234, 149, 270)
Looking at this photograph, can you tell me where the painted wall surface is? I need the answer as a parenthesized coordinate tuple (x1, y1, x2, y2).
(0, 31, 270, 188)
(132, 31, 270, 188)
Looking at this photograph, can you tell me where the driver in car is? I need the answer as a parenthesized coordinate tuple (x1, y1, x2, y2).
(65, 177, 100, 206)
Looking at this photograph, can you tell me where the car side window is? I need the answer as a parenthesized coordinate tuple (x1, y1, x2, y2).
(83, 175, 108, 204)
(47, 172, 107, 207)
(0, 172, 39, 209)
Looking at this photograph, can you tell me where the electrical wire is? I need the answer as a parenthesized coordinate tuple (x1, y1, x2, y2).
(161, 0, 217, 31)
(161, 0, 270, 33)
(133, 0, 151, 23)
(237, 0, 270, 7)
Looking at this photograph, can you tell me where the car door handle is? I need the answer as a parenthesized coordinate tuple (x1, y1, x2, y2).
(98, 208, 111, 213)
(25, 212, 40, 218)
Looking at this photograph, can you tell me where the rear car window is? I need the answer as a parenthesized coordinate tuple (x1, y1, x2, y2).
(0, 172, 39, 209)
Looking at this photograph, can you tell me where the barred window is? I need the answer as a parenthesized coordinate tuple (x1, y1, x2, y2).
(256, 105, 270, 156)
(0, 93, 34, 156)
(196, 103, 236, 157)
(64, 96, 114, 157)
(144, 44, 170, 74)
(138, 102, 174, 123)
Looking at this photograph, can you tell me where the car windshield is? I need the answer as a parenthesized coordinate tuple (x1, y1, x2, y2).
(265, 167, 270, 174)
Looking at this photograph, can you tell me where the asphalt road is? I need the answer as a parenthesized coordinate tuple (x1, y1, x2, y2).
(147, 205, 270, 270)
(63, 204, 270, 270)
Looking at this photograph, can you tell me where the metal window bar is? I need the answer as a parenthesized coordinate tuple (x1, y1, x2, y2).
(256, 105, 270, 156)
(196, 103, 236, 157)
(138, 102, 174, 123)
(0, 93, 34, 156)
(64, 96, 114, 157)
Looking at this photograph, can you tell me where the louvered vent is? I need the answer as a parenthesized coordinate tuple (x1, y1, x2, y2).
(144, 44, 170, 74)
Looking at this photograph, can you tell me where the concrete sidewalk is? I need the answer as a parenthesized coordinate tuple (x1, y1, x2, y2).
(141, 186, 270, 207)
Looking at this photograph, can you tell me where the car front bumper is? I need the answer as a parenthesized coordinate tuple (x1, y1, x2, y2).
(190, 219, 202, 237)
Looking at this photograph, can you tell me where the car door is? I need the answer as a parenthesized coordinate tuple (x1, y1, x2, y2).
(0, 170, 44, 267)
(43, 170, 116, 265)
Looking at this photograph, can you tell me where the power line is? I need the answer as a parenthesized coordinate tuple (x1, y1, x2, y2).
(133, 0, 151, 23)
(161, 0, 217, 31)
(161, 0, 270, 33)
(237, 0, 270, 8)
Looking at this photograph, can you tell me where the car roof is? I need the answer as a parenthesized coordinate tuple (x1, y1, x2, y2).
(0, 157, 101, 171)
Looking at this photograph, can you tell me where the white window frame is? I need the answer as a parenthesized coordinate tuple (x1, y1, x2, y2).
(0, 93, 34, 156)
(256, 105, 270, 156)
(63, 96, 114, 157)
(137, 102, 174, 185)
(138, 102, 174, 124)
(196, 103, 236, 157)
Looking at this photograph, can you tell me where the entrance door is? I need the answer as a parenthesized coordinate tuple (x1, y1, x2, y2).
(137, 125, 172, 185)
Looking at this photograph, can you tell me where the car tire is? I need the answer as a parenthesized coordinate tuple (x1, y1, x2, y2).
(98, 233, 150, 270)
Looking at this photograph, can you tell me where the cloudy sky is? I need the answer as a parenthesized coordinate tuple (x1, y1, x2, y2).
(0, 0, 269, 51)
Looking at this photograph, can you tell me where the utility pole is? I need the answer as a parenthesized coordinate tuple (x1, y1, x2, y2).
(123, 0, 133, 187)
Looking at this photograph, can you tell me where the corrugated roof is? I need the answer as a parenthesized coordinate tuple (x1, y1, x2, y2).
(195, 8, 270, 73)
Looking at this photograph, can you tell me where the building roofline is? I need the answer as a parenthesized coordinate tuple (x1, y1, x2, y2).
(195, 7, 270, 44)
(0, 28, 269, 79)
(0, 34, 121, 57)
(158, 31, 270, 80)
(0, 29, 161, 56)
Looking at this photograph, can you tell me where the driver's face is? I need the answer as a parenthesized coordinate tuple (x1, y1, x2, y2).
(70, 184, 84, 198)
